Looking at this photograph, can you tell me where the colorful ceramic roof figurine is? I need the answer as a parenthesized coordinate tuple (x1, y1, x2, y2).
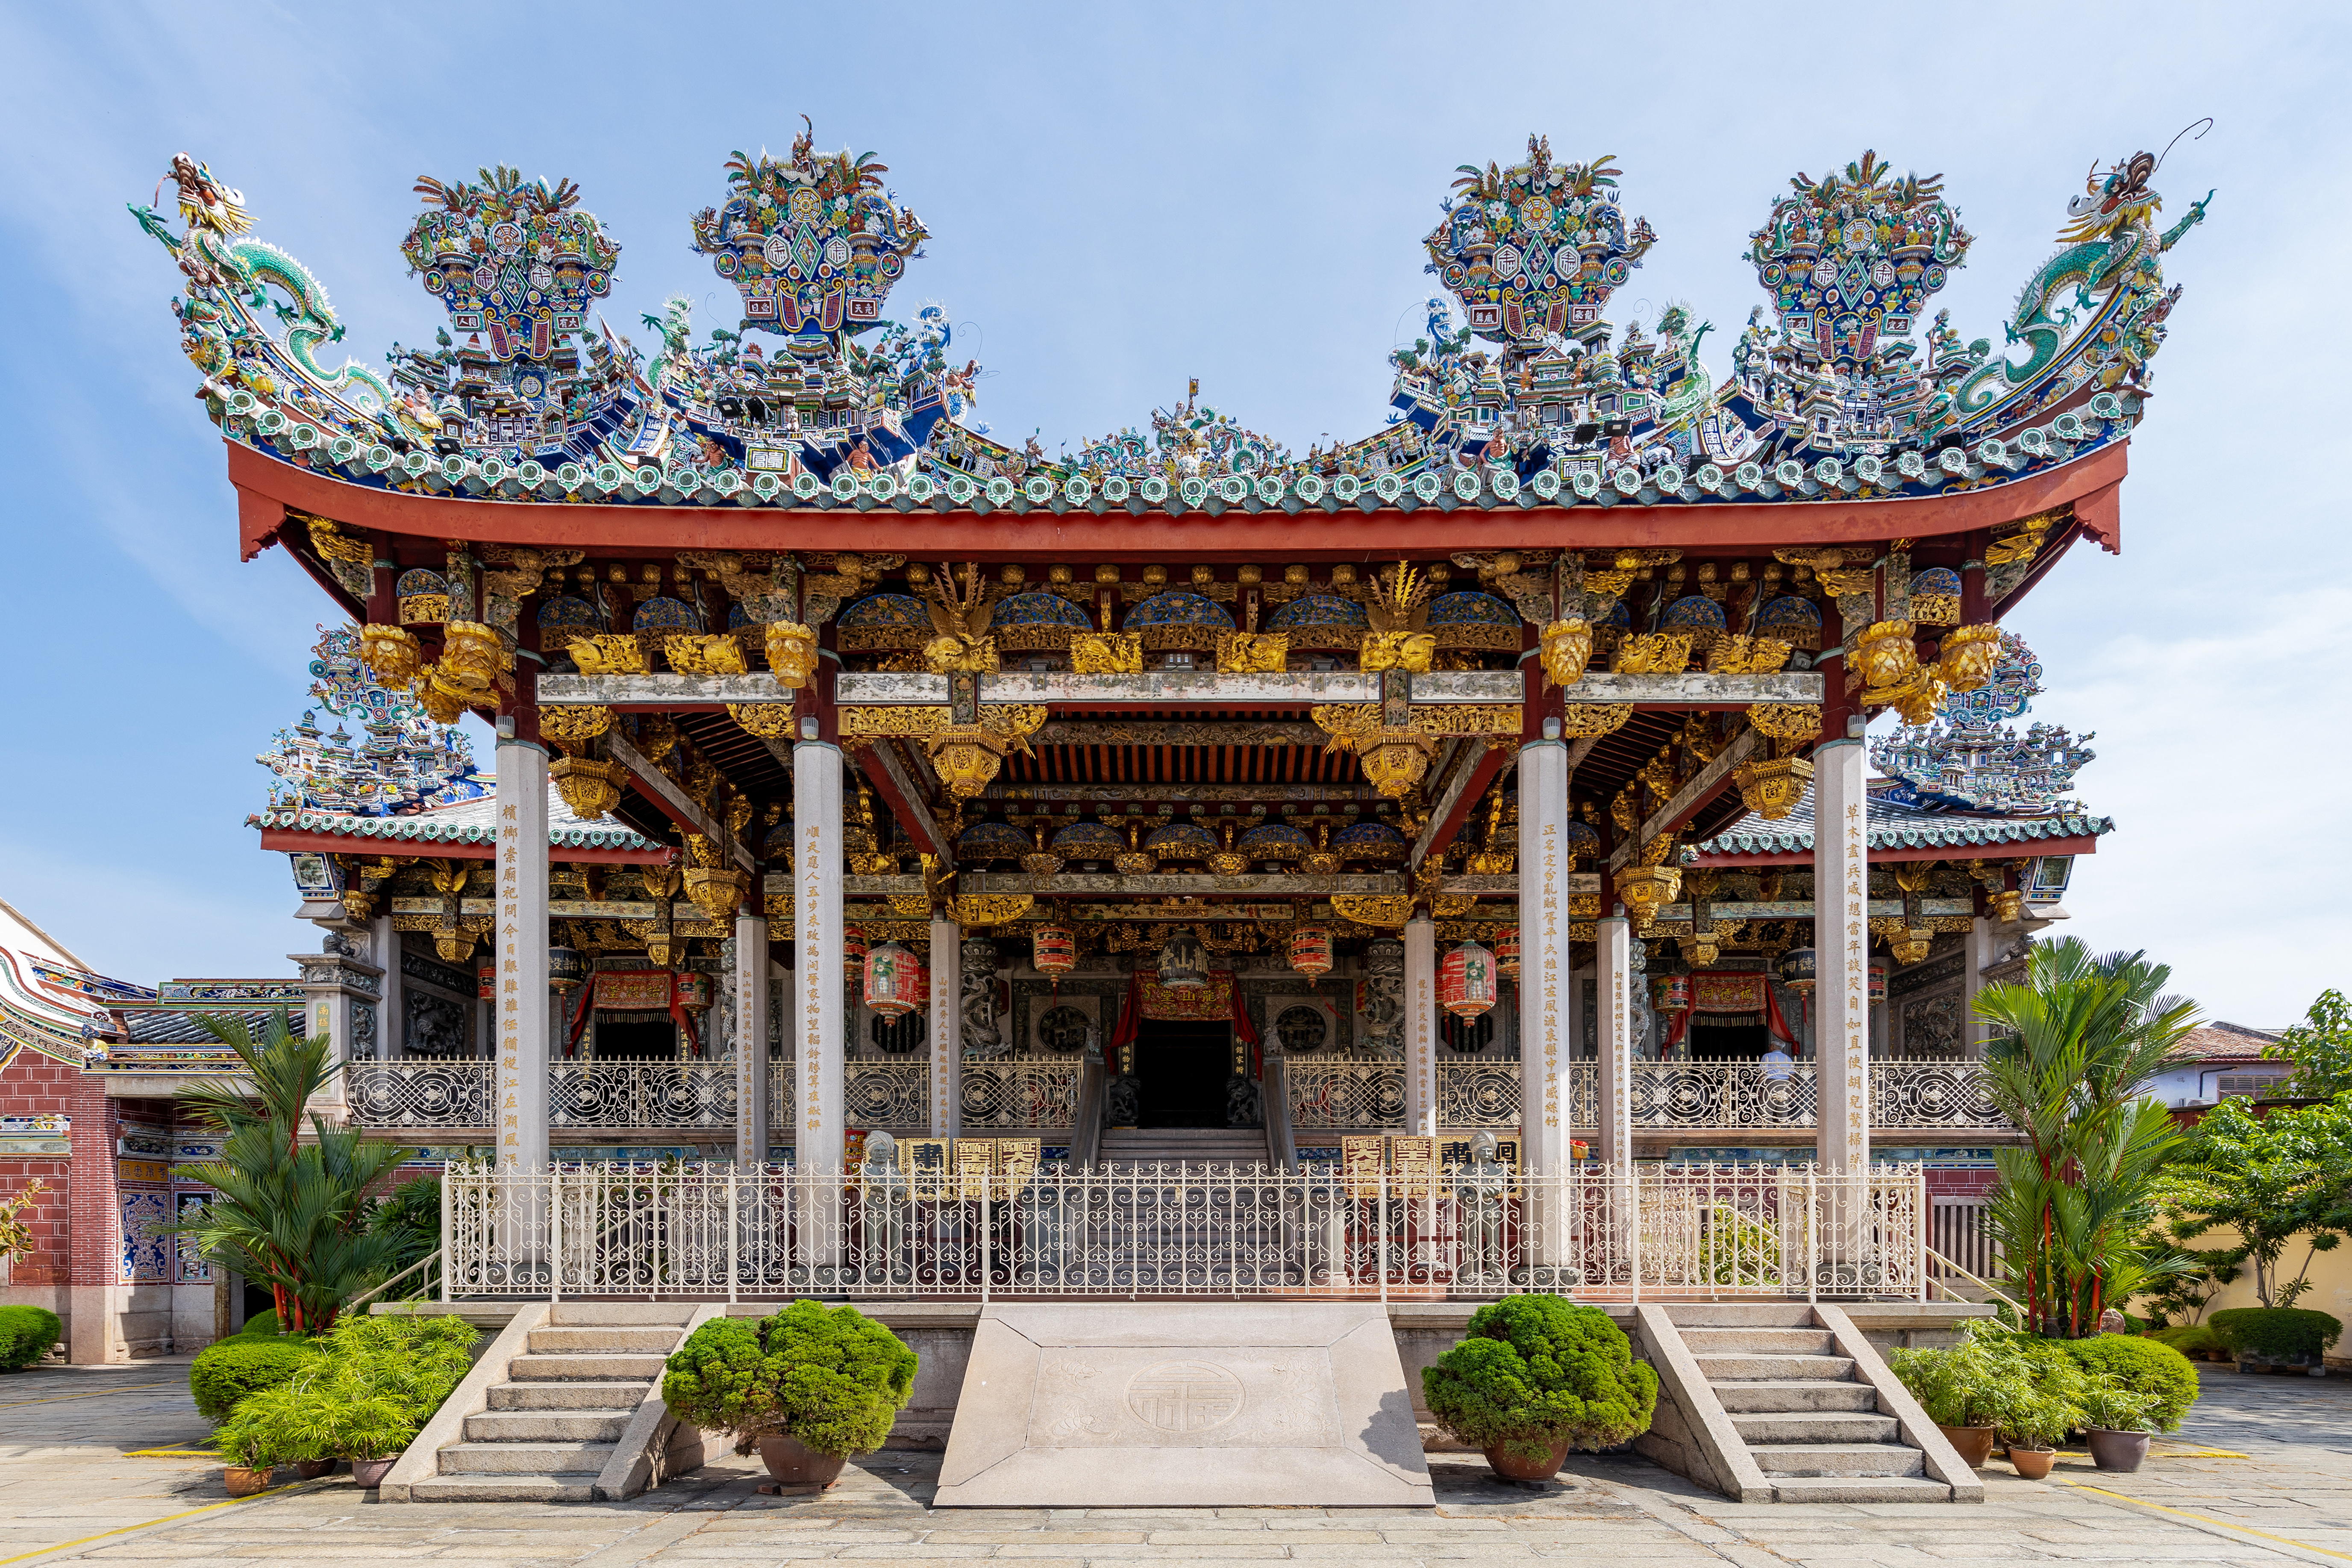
(132, 132, 2208, 526)
(1870, 633, 2095, 816)
(255, 625, 482, 816)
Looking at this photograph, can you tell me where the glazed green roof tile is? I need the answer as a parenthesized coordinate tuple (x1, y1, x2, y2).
(247, 784, 657, 852)
(1693, 787, 2112, 858)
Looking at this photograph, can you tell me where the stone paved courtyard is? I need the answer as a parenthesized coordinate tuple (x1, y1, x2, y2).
(3, 1358, 2350, 1566)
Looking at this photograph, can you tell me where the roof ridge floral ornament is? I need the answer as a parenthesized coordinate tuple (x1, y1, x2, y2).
(1426, 137, 1655, 349)
(1747, 150, 1972, 369)
(402, 164, 620, 363)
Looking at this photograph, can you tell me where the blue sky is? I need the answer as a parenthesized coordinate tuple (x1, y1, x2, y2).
(1, 2, 2343, 1026)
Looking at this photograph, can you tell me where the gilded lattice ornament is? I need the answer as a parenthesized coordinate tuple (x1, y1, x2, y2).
(1934, 625, 2002, 694)
(726, 703, 797, 738)
(1852, 621, 1920, 690)
(764, 622, 818, 689)
(887, 894, 932, 917)
(840, 706, 951, 740)
(1331, 895, 1412, 928)
(1614, 631, 1695, 674)
(1069, 632, 1143, 673)
(550, 755, 626, 820)
(1569, 921, 1598, 942)
(1706, 635, 1792, 675)
(1731, 755, 1813, 821)
(1613, 863, 1682, 933)
(1538, 619, 1593, 687)
(1357, 730, 1439, 798)
(571, 634, 649, 676)
(538, 704, 614, 749)
(1214, 631, 1289, 673)
(684, 866, 747, 921)
(358, 623, 424, 686)
(952, 894, 1032, 927)
(764, 893, 794, 922)
(1558, 704, 1634, 737)
(665, 634, 749, 676)
(1746, 702, 1822, 742)
(1411, 705, 1524, 737)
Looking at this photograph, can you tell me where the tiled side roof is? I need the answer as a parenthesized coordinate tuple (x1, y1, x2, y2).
(1693, 784, 2113, 858)
(2170, 1023, 2285, 1066)
(249, 782, 657, 852)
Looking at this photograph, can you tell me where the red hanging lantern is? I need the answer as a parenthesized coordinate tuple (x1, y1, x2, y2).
(673, 971, 713, 1012)
(844, 925, 869, 984)
(1032, 926, 1077, 990)
(863, 941, 927, 1017)
(1437, 941, 1497, 1020)
(1652, 974, 1693, 1012)
(1867, 960, 1888, 1005)
(1492, 926, 1520, 981)
(1288, 925, 1333, 985)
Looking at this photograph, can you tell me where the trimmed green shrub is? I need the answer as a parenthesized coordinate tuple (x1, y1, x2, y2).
(0, 1306, 62, 1371)
(2209, 1307, 2343, 1364)
(1421, 1295, 1658, 1464)
(236, 1310, 285, 1337)
(190, 1336, 321, 1424)
(1891, 1324, 2077, 1433)
(2148, 1324, 2226, 1358)
(2050, 1333, 2198, 1433)
(219, 1311, 479, 1463)
(662, 1301, 916, 1457)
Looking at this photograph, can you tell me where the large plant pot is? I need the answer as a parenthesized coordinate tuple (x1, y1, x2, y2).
(294, 1459, 337, 1480)
(757, 1431, 847, 1489)
(2008, 1446, 2057, 1480)
(2087, 1428, 2151, 1473)
(1483, 1437, 1571, 1481)
(223, 1466, 274, 1498)
(352, 1457, 396, 1489)
(1937, 1424, 1998, 1469)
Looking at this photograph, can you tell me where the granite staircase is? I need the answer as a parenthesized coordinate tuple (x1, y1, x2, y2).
(1099, 1128, 1274, 1170)
(406, 1303, 698, 1502)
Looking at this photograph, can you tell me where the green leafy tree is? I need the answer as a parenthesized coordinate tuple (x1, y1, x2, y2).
(165, 1011, 413, 1332)
(1973, 938, 2202, 1337)
(662, 1301, 916, 1457)
(1421, 1295, 1658, 1462)
(2265, 990, 2352, 1098)
(2161, 1092, 2352, 1308)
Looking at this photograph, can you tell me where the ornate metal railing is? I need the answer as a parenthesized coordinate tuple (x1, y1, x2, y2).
(1438, 1062, 1522, 1128)
(844, 1060, 929, 1129)
(348, 1060, 494, 1128)
(550, 1062, 736, 1129)
(443, 1160, 1928, 1301)
(1873, 1061, 2005, 1130)
(1285, 1058, 1405, 1129)
(960, 1057, 1082, 1130)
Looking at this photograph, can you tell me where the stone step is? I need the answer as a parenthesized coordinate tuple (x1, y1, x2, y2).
(1660, 1303, 1819, 1328)
(1693, 1353, 1856, 1382)
(550, 1302, 698, 1327)
(409, 1473, 600, 1503)
(527, 1325, 682, 1354)
(1731, 1411, 1901, 1445)
(1748, 1442, 1925, 1478)
(489, 1380, 656, 1411)
(1679, 1327, 1839, 1356)
(1771, 1476, 1954, 1504)
(439, 1439, 617, 1475)
(464, 1409, 634, 1443)
(1709, 1379, 1881, 1414)
(507, 1351, 669, 1382)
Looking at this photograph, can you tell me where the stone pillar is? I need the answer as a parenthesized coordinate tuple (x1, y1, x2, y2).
(794, 739, 846, 1170)
(1594, 913, 1635, 1168)
(1515, 736, 1574, 1172)
(495, 729, 551, 1170)
(1403, 916, 1438, 1138)
(734, 910, 770, 1164)
(1814, 736, 1870, 1172)
(371, 914, 401, 1059)
(294, 939, 382, 1119)
(1962, 915, 1996, 1057)
(928, 917, 961, 1138)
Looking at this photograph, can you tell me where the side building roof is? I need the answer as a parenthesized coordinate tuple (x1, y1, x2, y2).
(1691, 784, 2112, 862)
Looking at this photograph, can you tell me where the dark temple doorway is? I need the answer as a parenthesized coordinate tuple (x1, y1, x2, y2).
(592, 1019, 680, 1060)
(1134, 1019, 1232, 1128)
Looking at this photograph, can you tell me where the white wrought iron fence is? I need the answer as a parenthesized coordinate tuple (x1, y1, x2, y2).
(441, 1160, 1925, 1301)
(959, 1058, 1082, 1129)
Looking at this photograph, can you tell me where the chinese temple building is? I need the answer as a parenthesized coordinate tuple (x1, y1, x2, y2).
(73, 129, 2206, 1346)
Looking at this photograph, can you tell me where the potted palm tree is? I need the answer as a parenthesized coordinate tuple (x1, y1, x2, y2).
(211, 1398, 282, 1497)
(2078, 1379, 2158, 1472)
(1889, 1332, 2009, 1468)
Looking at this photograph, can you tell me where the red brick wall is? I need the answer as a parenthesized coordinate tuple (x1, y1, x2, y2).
(0, 1051, 77, 1286)
(66, 1071, 119, 1289)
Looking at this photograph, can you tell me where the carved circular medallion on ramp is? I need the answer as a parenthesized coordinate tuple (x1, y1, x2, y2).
(1124, 1360, 1244, 1433)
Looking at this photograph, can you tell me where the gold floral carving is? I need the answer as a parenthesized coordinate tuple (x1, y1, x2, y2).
(952, 894, 1033, 926)
(840, 706, 952, 739)
(1331, 894, 1412, 928)
(1614, 632, 1695, 674)
(887, 894, 932, 917)
(764, 622, 818, 689)
(684, 866, 748, 921)
(359, 623, 423, 686)
(1614, 863, 1682, 933)
(726, 703, 798, 739)
(1070, 632, 1144, 673)
(538, 705, 614, 751)
(1852, 621, 1920, 690)
(438, 623, 509, 690)
(1747, 702, 1823, 742)
(412, 667, 474, 724)
(1935, 625, 2002, 694)
(571, 634, 649, 676)
(1214, 631, 1289, 672)
(1410, 705, 1523, 737)
(1706, 635, 1793, 675)
(1558, 704, 1634, 737)
(1360, 631, 1437, 673)
(924, 705, 1049, 799)
(664, 633, 749, 677)
(923, 634, 1000, 674)
(1538, 619, 1593, 687)
(1731, 755, 1814, 821)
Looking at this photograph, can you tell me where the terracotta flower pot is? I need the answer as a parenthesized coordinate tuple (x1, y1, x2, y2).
(2008, 1446, 2057, 1480)
(757, 1431, 847, 1489)
(223, 1465, 274, 1498)
(2087, 1428, 2151, 1473)
(1483, 1437, 1571, 1482)
(294, 1459, 337, 1480)
(1937, 1424, 1998, 1469)
(352, 1457, 396, 1489)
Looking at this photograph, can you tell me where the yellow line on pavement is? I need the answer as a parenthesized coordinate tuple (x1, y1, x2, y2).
(2061, 1480, 2352, 1562)
(123, 1449, 218, 1459)
(0, 1477, 330, 1568)
(0, 1385, 172, 1409)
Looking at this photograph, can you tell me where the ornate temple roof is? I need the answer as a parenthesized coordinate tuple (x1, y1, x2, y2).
(248, 783, 660, 853)
(134, 135, 2207, 543)
(0, 895, 112, 1068)
(1692, 784, 2112, 861)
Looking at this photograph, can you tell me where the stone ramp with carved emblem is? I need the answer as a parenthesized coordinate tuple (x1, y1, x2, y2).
(933, 1301, 1434, 1508)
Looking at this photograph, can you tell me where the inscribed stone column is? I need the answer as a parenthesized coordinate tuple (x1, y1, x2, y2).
(371, 913, 401, 1058)
(1594, 913, 1635, 1168)
(1814, 736, 1870, 1172)
(794, 738, 845, 1171)
(1516, 735, 1574, 1173)
(734, 909, 770, 1164)
(496, 726, 550, 1170)
(1962, 916, 1996, 1057)
(928, 916, 961, 1138)
(1403, 916, 1438, 1138)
